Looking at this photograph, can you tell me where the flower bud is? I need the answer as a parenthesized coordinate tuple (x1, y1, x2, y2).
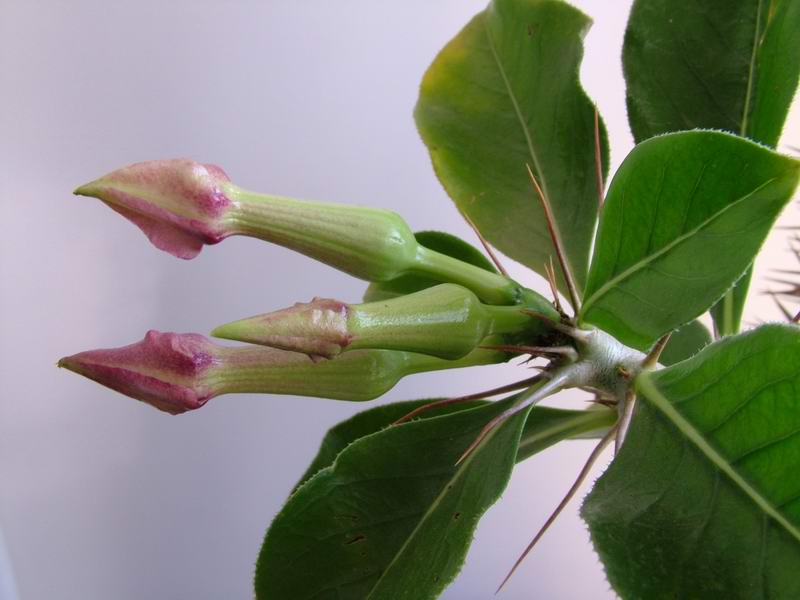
(212, 297, 352, 360)
(211, 283, 552, 360)
(57, 331, 222, 414)
(58, 330, 509, 414)
(74, 158, 417, 279)
(74, 159, 233, 259)
(74, 159, 525, 304)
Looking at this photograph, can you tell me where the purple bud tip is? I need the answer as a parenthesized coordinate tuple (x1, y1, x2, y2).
(58, 331, 221, 414)
(73, 159, 233, 259)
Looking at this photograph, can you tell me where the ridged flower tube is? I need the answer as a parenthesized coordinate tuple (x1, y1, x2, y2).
(74, 159, 524, 304)
(58, 331, 509, 414)
(212, 283, 559, 360)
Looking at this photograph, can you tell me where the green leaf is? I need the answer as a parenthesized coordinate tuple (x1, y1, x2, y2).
(580, 130, 800, 350)
(254, 396, 531, 599)
(363, 231, 496, 302)
(415, 0, 608, 295)
(623, 0, 800, 335)
(623, 0, 800, 147)
(659, 320, 712, 366)
(582, 324, 800, 599)
(295, 399, 616, 490)
(293, 399, 478, 490)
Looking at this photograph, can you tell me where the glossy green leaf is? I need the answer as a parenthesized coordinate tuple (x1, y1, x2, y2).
(580, 130, 800, 350)
(623, 0, 800, 335)
(415, 0, 608, 295)
(624, 0, 800, 147)
(659, 320, 712, 367)
(255, 396, 530, 599)
(583, 324, 800, 599)
(295, 398, 616, 489)
(363, 231, 496, 302)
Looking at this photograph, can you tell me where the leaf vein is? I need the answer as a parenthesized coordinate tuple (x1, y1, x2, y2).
(639, 375, 800, 544)
(582, 177, 777, 318)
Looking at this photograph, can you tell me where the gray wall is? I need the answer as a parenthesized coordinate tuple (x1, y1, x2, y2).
(1, 1, 798, 598)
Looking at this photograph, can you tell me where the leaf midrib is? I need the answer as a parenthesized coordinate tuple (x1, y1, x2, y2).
(637, 374, 800, 544)
(740, 0, 765, 137)
(580, 176, 776, 319)
(481, 14, 580, 292)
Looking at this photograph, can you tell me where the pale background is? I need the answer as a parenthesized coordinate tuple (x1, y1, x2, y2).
(1, 1, 798, 599)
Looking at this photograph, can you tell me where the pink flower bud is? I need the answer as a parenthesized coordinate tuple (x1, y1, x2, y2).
(73, 159, 526, 304)
(74, 159, 233, 259)
(57, 331, 221, 414)
(59, 331, 510, 414)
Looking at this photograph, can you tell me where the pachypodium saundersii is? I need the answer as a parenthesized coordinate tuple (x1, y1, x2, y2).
(61, 0, 800, 598)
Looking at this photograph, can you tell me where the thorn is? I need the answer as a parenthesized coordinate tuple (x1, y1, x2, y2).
(544, 257, 564, 315)
(614, 389, 636, 455)
(765, 276, 800, 287)
(794, 309, 800, 324)
(455, 371, 571, 466)
(393, 397, 474, 426)
(527, 365, 552, 377)
(525, 163, 581, 314)
(479, 344, 578, 361)
(392, 375, 544, 425)
(589, 397, 617, 409)
(461, 210, 510, 277)
(579, 385, 611, 399)
(519, 309, 587, 339)
(771, 289, 800, 297)
(768, 290, 800, 298)
(583, 389, 618, 408)
(478, 344, 544, 355)
(642, 332, 672, 369)
(496, 421, 620, 593)
(455, 410, 516, 467)
(770, 294, 795, 322)
(593, 107, 605, 209)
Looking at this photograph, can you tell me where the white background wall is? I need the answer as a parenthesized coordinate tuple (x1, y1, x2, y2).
(1, 1, 798, 598)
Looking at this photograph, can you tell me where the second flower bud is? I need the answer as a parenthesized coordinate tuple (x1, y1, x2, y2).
(212, 283, 557, 360)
